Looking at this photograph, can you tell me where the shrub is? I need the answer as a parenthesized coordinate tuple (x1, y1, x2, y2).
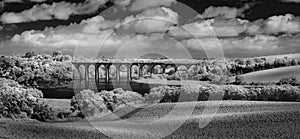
(258, 85, 300, 101)
(234, 75, 246, 85)
(0, 78, 54, 121)
(222, 85, 248, 100)
(71, 90, 108, 117)
(145, 88, 165, 103)
(113, 89, 145, 104)
(278, 76, 299, 86)
(146, 84, 300, 103)
(98, 88, 144, 110)
(146, 86, 180, 103)
(71, 88, 145, 117)
(24, 52, 36, 58)
(146, 84, 224, 103)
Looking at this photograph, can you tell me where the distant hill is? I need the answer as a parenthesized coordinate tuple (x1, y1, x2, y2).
(241, 65, 300, 83)
(256, 53, 300, 60)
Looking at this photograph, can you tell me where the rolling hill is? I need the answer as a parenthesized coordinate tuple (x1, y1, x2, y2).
(1, 101, 300, 139)
(241, 65, 300, 83)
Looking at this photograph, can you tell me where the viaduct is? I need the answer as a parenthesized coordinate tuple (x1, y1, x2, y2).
(72, 61, 207, 84)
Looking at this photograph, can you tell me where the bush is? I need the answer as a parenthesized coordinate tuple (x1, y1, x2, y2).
(71, 90, 108, 117)
(71, 88, 144, 117)
(97, 88, 144, 110)
(146, 84, 224, 103)
(145, 86, 167, 103)
(24, 52, 36, 58)
(258, 85, 300, 101)
(112, 88, 145, 104)
(234, 75, 246, 85)
(146, 84, 300, 103)
(0, 78, 54, 121)
(278, 76, 299, 86)
(222, 85, 248, 100)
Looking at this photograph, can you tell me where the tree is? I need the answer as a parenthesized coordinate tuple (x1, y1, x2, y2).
(291, 59, 298, 66)
(24, 52, 36, 58)
(278, 76, 299, 86)
(235, 75, 245, 85)
(52, 51, 62, 57)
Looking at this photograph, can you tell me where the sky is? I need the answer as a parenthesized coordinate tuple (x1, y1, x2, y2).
(0, 0, 300, 59)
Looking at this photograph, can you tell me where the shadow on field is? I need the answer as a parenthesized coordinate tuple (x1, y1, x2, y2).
(91, 104, 154, 122)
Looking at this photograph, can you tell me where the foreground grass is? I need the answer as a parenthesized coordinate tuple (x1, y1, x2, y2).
(42, 99, 71, 111)
(0, 101, 299, 139)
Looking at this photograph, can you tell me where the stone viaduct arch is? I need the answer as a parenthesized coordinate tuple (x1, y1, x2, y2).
(72, 62, 202, 88)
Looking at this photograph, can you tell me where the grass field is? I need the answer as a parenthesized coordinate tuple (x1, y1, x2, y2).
(133, 79, 209, 86)
(1, 100, 300, 139)
(241, 65, 300, 83)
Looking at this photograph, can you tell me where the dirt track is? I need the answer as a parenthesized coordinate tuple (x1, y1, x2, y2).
(1, 101, 300, 139)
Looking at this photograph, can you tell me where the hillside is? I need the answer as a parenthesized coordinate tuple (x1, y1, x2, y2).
(241, 65, 300, 83)
(257, 53, 300, 60)
(1, 101, 300, 139)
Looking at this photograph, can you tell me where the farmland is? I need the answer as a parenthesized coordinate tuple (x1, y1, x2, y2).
(1, 101, 299, 139)
(241, 65, 300, 83)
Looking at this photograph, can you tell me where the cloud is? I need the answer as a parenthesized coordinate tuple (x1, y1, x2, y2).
(1, 0, 47, 5)
(200, 4, 252, 19)
(1, 6, 300, 58)
(168, 19, 248, 39)
(3, 0, 47, 2)
(2, 0, 22, 3)
(0, 0, 108, 24)
(244, 14, 300, 35)
(263, 14, 300, 34)
(129, 0, 176, 11)
(6, 7, 180, 49)
(9, 16, 118, 48)
(182, 35, 283, 57)
(30, 0, 48, 2)
(174, 13, 300, 37)
(113, 0, 132, 6)
(0, 12, 189, 58)
(119, 7, 179, 34)
(184, 35, 278, 51)
(280, 0, 300, 3)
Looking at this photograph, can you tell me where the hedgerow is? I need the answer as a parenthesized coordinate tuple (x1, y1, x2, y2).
(250, 85, 300, 101)
(222, 85, 249, 100)
(146, 84, 300, 103)
(0, 78, 55, 121)
(146, 84, 223, 103)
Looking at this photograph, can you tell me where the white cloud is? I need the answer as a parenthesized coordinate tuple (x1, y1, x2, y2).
(2, 0, 47, 2)
(0, 0, 108, 24)
(280, 0, 300, 3)
(2, 0, 22, 3)
(244, 14, 300, 35)
(9, 15, 119, 48)
(30, 0, 48, 2)
(119, 7, 179, 34)
(263, 14, 300, 34)
(2, 6, 300, 58)
(113, 0, 132, 6)
(183, 35, 279, 53)
(200, 4, 251, 19)
(168, 19, 247, 39)
(129, 0, 176, 11)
